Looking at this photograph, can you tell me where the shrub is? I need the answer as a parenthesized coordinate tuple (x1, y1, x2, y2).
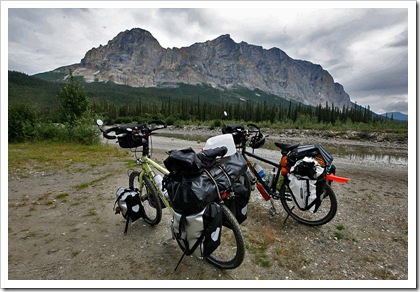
(66, 118, 101, 145)
(35, 117, 100, 145)
(9, 103, 38, 143)
(35, 122, 66, 142)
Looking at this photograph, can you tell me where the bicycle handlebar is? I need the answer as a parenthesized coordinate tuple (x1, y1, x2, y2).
(223, 123, 262, 136)
(103, 127, 118, 140)
(148, 120, 167, 133)
(247, 123, 260, 131)
(97, 121, 167, 140)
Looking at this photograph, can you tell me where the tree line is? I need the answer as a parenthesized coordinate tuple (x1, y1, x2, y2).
(92, 96, 385, 126)
(9, 70, 406, 144)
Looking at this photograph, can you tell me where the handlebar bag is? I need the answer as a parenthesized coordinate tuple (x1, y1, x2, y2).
(171, 202, 222, 259)
(117, 133, 146, 148)
(111, 124, 146, 148)
(222, 124, 245, 144)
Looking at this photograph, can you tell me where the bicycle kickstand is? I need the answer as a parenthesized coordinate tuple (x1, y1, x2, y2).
(269, 198, 277, 217)
(282, 206, 294, 225)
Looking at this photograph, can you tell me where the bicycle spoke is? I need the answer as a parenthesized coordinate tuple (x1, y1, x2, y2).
(205, 204, 245, 269)
(129, 171, 162, 226)
(279, 184, 337, 226)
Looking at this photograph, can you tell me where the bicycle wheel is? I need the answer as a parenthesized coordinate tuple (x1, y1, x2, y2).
(205, 204, 245, 269)
(279, 182, 337, 226)
(129, 171, 162, 226)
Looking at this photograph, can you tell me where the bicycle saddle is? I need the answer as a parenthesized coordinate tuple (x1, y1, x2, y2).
(274, 142, 300, 151)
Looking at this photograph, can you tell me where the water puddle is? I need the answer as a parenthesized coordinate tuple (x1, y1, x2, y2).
(324, 144, 408, 166)
(159, 132, 408, 166)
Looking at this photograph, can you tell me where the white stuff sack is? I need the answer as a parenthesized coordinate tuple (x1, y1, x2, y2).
(287, 174, 318, 212)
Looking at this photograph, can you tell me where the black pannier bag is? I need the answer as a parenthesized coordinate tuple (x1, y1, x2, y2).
(215, 152, 248, 183)
(223, 182, 250, 228)
(165, 170, 219, 215)
(164, 147, 203, 174)
(222, 124, 245, 145)
(172, 202, 222, 259)
(163, 150, 247, 216)
(165, 147, 246, 268)
(287, 144, 333, 168)
(114, 187, 147, 233)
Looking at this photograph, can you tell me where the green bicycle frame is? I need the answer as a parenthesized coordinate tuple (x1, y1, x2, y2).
(137, 155, 174, 215)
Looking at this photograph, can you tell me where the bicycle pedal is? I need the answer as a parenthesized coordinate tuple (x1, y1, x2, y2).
(269, 207, 276, 216)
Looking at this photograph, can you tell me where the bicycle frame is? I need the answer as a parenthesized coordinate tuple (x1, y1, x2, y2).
(233, 123, 348, 224)
(244, 150, 281, 192)
(241, 149, 287, 216)
(135, 154, 174, 215)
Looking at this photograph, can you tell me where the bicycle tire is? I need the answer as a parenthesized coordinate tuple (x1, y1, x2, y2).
(205, 204, 245, 269)
(279, 182, 337, 226)
(129, 171, 162, 226)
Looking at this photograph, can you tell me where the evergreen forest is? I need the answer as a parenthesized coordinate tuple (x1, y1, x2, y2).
(8, 70, 407, 143)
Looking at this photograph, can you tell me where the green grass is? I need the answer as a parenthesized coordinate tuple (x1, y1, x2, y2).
(334, 232, 344, 240)
(56, 193, 69, 199)
(245, 224, 277, 268)
(74, 172, 117, 190)
(8, 142, 128, 173)
(334, 224, 346, 240)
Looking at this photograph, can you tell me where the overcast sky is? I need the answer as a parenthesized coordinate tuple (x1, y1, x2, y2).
(4, 1, 414, 115)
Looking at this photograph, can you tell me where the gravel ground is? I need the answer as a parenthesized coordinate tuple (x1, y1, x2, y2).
(6, 127, 412, 289)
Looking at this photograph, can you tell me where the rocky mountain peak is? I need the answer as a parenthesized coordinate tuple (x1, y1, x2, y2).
(213, 34, 233, 43)
(61, 28, 352, 109)
(111, 28, 160, 47)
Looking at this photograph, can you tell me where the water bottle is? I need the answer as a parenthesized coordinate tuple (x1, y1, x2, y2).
(254, 163, 268, 183)
(154, 174, 169, 200)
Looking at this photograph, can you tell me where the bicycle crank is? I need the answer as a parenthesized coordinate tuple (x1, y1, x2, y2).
(269, 207, 276, 216)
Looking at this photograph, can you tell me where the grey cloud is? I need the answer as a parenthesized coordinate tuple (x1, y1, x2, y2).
(388, 29, 408, 48)
(346, 52, 407, 97)
(152, 9, 227, 47)
(383, 100, 408, 113)
(158, 8, 212, 27)
(7, 7, 410, 115)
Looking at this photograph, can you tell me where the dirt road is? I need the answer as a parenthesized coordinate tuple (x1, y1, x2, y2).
(6, 128, 411, 288)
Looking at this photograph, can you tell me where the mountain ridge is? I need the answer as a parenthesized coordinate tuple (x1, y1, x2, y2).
(48, 27, 352, 109)
(380, 112, 408, 121)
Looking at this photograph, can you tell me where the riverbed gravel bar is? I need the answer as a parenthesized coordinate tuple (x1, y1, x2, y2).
(6, 126, 412, 288)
